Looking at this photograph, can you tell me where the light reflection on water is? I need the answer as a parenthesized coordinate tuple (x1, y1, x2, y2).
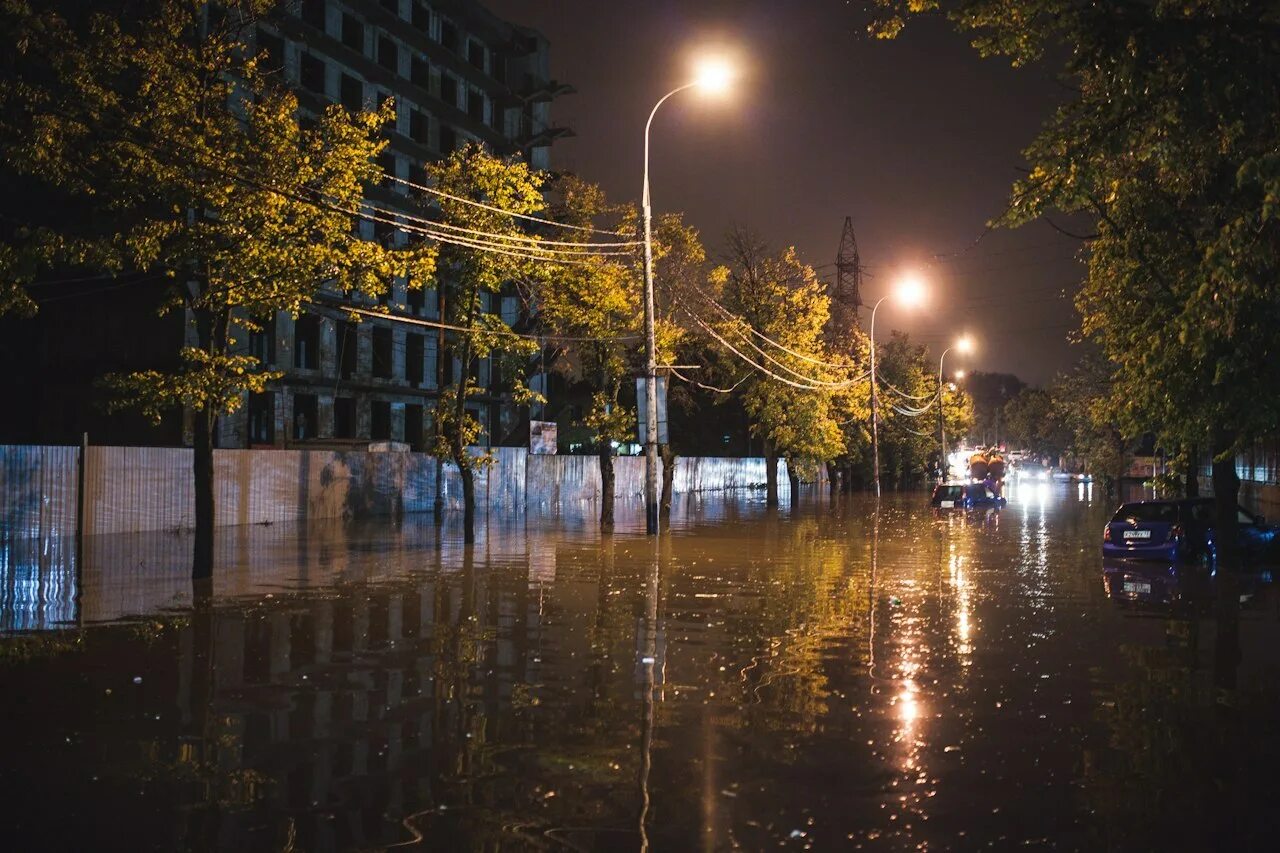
(2, 487, 1279, 850)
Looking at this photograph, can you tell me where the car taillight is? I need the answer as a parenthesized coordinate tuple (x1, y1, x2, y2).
(1170, 524, 1183, 542)
(1103, 525, 1111, 542)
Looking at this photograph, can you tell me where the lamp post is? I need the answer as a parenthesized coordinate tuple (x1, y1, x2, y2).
(869, 274, 926, 497)
(937, 336, 973, 481)
(641, 58, 733, 534)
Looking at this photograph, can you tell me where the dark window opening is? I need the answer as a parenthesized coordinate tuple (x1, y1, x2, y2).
(370, 400, 392, 440)
(409, 109, 430, 144)
(492, 54, 506, 86)
(438, 124, 456, 155)
(248, 392, 274, 445)
(300, 53, 326, 95)
(380, 0, 400, 16)
(406, 333, 424, 384)
(377, 151, 396, 188)
(376, 90, 393, 113)
(294, 315, 320, 369)
(440, 74, 457, 107)
(405, 403, 424, 451)
(338, 321, 358, 379)
(377, 35, 398, 72)
(293, 393, 318, 440)
(334, 397, 356, 439)
(467, 40, 484, 70)
(372, 327, 394, 378)
(301, 0, 326, 30)
(412, 2, 430, 32)
(249, 325, 275, 367)
(341, 13, 364, 53)
(411, 55, 431, 90)
(373, 218, 395, 247)
(440, 19, 457, 52)
(256, 28, 285, 74)
(407, 280, 425, 314)
(467, 89, 483, 122)
(340, 73, 363, 112)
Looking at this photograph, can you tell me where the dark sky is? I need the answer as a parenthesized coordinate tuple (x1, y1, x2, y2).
(485, 0, 1087, 386)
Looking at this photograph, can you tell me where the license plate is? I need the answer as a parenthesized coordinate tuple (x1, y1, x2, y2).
(1123, 580, 1152, 595)
(940, 500, 954, 508)
(1122, 529, 1152, 540)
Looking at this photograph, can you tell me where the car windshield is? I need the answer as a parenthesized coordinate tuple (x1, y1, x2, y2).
(1112, 502, 1178, 524)
(936, 485, 964, 500)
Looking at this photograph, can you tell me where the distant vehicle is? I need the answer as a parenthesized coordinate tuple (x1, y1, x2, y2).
(931, 482, 1007, 509)
(1015, 461, 1051, 482)
(1101, 498, 1277, 564)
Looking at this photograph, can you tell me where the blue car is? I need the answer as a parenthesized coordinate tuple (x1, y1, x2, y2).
(1101, 498, 1277, 564)
(930, 482, 1006, 509)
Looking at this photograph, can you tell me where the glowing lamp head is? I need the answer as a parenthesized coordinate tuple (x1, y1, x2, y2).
(894, 273, 927, 308)
(693, 57, 735, 94)
(954, 369, 967, 380)
(956, 336, 974, 354)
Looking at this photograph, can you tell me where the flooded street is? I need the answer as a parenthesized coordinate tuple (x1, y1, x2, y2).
(3, 482, 1280, 851)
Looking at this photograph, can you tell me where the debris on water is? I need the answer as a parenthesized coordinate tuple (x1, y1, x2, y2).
(890, 596, 902, 606)
(132, 676, 142, 684)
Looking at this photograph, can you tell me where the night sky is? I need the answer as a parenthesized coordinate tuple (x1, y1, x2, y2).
(485, 0, 1088, 386)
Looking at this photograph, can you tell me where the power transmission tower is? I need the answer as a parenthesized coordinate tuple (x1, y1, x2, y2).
(834, 216, 863, 315)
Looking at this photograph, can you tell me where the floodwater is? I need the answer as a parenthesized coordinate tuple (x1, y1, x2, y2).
(3, 481, 1280, 851)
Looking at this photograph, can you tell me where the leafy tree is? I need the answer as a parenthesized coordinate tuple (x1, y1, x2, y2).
(1002, 387, 1071, 461)
(421, 143, 542, 545)
(0, 0, 434, 577)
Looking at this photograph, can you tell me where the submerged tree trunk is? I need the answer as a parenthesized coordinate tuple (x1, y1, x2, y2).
(192, 406, 215, 580)
(1211, 439, 1242, 690)
(459, 461, 476, 544)
(660, 445, 676, 520)
(599, 444, 615, 531)
(787, 457, 800, 504)
(1185, 444, 1200, 497)
(764, 440, 779, 507)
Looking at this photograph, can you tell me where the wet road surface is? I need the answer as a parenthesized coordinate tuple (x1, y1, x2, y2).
(3, 481, 1280, 851)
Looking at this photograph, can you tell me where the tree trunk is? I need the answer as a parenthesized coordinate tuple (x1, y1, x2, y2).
(599, 444, 615, 531)
(764, 440, 779, 507)
(192, 406, 215, 580)
(787, 457, 800, 504)
(660, 445, 676, 519)
(1185, 444, 1200, 497)
(1210, 438, 1241, 690)
(459, 461, 476, 545)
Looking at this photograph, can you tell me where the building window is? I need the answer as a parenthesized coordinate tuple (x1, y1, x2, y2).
(377, 34, 398, 72)
(407, 280, 425, 314)
(467, 89, 484, 122)
(255, 28, 285, 74)
(440, 19, 457, 52)
(409, 108, 430, 144)
(372, 327, 393, 378)
(405, 403, 424, 451)
(406, 333, 424, 385)
(249, 325, 275, 366)
(376, 89, 394, 114)
(294, 315, 320, 369)
(248, 392, 274, 445)
(370, 400, 391, 440)
(467, 40, 484, 71)
(380, 0, 400, 16)
(439, 123, 456, 155)
(411, 55, 430, 90)
(293, 393, 318, 440)
(301, 0, 326, 31)
(338, 321, 358, 379)
(340, 73, 363, 111)
(440, 73, 457, 107)
(300, 53, 326, 95)
(411, 2, 430, 32)
(334, 396, 356, 439)
(377, 151, 396, 188)
(341, 13, 364, 54)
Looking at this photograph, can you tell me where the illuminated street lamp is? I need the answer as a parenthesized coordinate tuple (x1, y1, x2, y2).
(869, 274, 927, 496)
(938, 336, 975, 481)
(640, 56, 735, 534)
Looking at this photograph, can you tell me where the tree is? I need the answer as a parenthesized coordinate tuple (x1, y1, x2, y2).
(0, 0, 434, 577)
(421, 143, 542, 545)
(1003, 387, 1071, 461)
(713, 229, 847, 505)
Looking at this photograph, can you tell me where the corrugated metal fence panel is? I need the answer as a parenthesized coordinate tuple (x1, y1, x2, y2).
(0, 444, 79, 542)
(487, 446, 527, 509)
(86, 446, 193, 535)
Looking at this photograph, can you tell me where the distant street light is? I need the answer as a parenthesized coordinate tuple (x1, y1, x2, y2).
(641, 56, 735, 535)
(869, 275, 927, 496)
(938, 336, 976, 481)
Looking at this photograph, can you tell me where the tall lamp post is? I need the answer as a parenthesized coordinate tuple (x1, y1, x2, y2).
(869, 274, 926, 497)
(641, 58, 734, 534)
(937, 336, 973, 481)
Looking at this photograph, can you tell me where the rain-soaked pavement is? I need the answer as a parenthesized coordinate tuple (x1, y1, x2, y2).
(3, 480, 1280, 851)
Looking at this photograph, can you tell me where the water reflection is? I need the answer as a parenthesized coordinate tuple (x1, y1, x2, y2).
(2, 491, 1278, 849)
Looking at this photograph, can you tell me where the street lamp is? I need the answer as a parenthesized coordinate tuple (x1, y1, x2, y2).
(641, 57, 735, 534)
(937, 336, 974, 481)
(869, 274, 926, 497)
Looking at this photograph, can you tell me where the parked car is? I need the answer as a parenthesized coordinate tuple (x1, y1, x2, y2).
(930, 482, 1006, 509)
(1101, 498, 1277, 564)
